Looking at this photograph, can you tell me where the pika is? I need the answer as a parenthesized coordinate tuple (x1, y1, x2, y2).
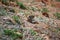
(27, 15, 38, 24)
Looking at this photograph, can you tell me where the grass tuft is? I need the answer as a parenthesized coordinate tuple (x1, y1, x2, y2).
(16, 2, 26, 9)
(54, 12, 60, 19)
(4, 29, 23, 40)
(12, 15, 20, 24)
(42, 8, 49, 13)
(30, 29, 37, 36)
(0, 8, 7, 16)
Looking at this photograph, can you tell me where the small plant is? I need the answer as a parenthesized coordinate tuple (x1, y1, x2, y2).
(31, 7, 40, 11)
(30, 29, 37, 36)
(31, 7, 36, 11)
(54, 12, 60, 19)
(55, 28, 60, 32)
(0, 8, 7, 16)
(12, 15, 20, 24)
(4, 29, 23, 40)
(42, 8, 49, 13)
(16, 1, 26, 9)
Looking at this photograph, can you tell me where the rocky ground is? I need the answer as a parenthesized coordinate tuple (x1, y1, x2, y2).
(0, 0, 60, 40)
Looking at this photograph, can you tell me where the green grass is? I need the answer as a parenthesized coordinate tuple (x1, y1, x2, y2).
(30, 29, 37, 36)
(54, 12, 60, 19)
(31, 7, 36, 11)
(0, 8, 7, 16)
(31, 7, 40, 11)
(16, 1, 26, 9)
(12, 15, 20, 24)
(4, 29, 23, 40)
(42, 8, 49, 13)
(54, 27, 60, 33)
